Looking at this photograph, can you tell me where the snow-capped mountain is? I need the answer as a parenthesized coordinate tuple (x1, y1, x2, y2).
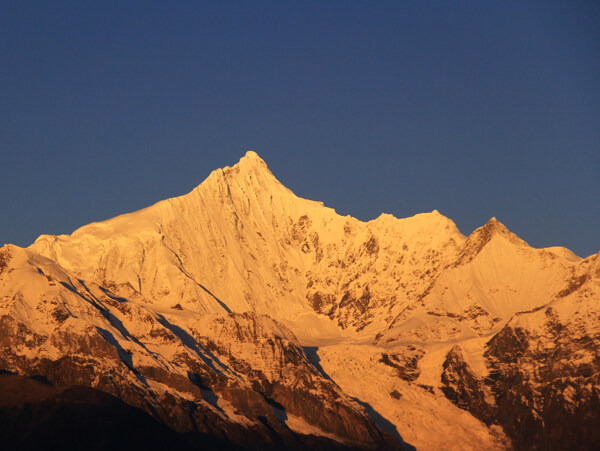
(1, 151, 598, 450)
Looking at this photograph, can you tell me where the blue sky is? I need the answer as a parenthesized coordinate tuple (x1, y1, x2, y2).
(1, 1, 599, 256)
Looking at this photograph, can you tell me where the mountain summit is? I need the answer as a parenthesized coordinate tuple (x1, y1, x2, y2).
(237, 149, 269, 167)
(2, 152, 599, 450)
(30, 152, 469, 337)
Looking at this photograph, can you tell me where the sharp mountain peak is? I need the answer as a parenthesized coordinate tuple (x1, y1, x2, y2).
(449, 216, 531, 265)
(478, 216, 525, 244)
(240, 149, 266, 164)
(221, 150, 271, 176)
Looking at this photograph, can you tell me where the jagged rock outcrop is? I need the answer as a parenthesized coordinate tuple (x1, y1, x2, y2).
(441, 346, 495, 423)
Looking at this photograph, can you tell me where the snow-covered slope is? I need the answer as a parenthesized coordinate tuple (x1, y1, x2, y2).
(0, 244, 397, 449)
(29, 152, 468, 342)
(2, 151, 598, 450)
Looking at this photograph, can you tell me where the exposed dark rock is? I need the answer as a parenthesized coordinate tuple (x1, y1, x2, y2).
(486, 325, 530, 363)
(0, 248, 10, 274)
(363, 236, 379, 256)
(291, 215, 312, 242)
(308, 291, 336, 313)
(485, 320, 600, 451)
(379, 347, 424, 382)
(440, 315, 600, 451)
(556, 273, 589, 298)
(440, 346, 495, 423)
(390, 390, 402, 400)
(51, 307, 70, 323)
(416, 384, 435, 394)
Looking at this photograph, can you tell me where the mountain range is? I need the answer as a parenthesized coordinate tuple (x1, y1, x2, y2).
(1, 151, 598, 450)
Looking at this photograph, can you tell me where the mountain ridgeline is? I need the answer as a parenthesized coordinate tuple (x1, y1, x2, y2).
(1, 151, 598, 450)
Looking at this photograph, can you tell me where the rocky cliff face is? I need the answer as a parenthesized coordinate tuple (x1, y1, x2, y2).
(439, 253, 600, 450)
(1, 152, 598, 449)
(0, 245, 397, 449)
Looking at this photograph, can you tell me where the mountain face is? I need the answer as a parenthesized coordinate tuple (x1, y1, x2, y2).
(1, 151, 598, 450)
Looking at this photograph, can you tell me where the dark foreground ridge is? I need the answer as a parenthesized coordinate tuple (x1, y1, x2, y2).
(0, 372, 401, 451)
(0, 373, 197, 451)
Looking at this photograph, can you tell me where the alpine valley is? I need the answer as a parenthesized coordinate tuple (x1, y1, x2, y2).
(1, 152, 598, 450)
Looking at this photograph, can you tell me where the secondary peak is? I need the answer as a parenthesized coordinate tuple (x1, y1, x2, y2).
(470, 216, 529, 248)
(483, 217, 508, 232)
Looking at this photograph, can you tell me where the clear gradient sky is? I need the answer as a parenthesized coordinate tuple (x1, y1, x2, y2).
(1, 1, 599, 257)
